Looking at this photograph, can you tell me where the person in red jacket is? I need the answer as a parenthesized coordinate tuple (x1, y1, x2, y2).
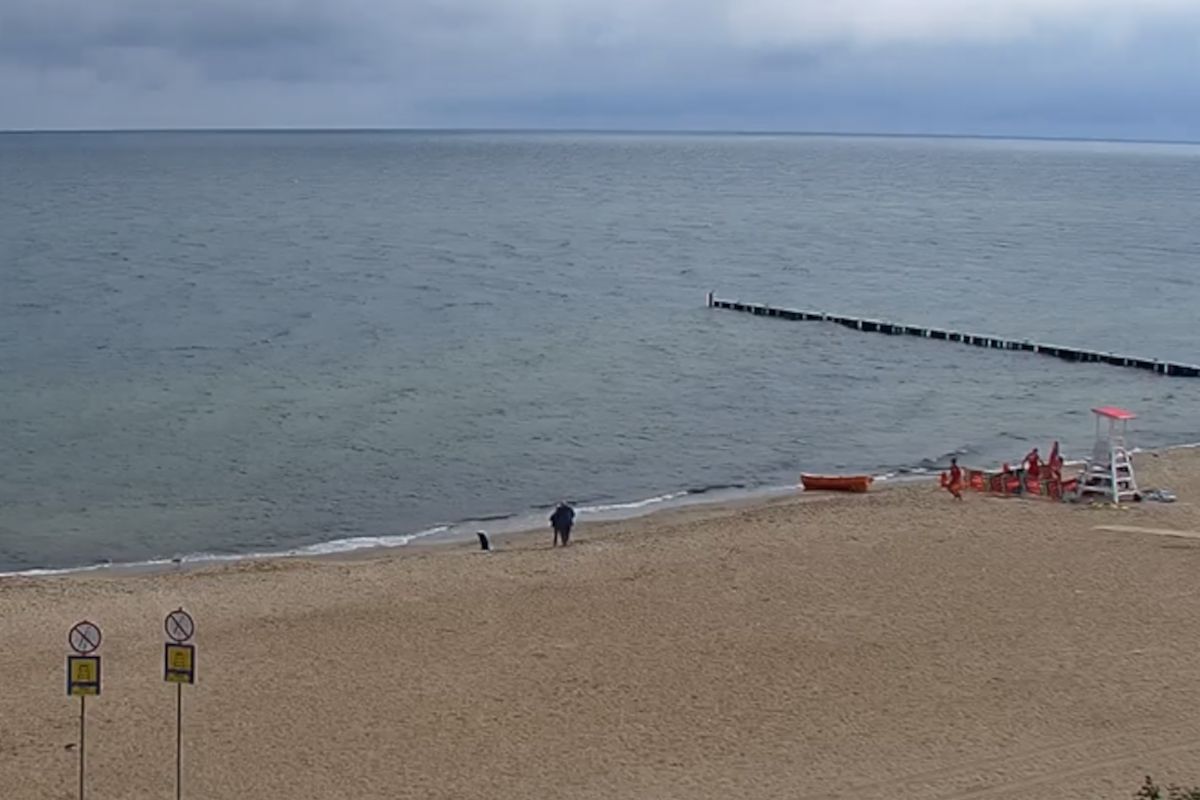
(946, 458, 964, 501)
(1047, 441, 1063, 480)
(1024, 448, 1041, 481)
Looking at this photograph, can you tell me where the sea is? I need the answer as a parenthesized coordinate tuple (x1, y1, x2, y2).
(3, 131, 1200, 574)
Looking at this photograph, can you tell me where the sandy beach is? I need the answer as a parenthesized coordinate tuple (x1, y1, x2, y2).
(5, 450, 1200, 799)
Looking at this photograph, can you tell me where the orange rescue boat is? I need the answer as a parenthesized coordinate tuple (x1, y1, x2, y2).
(800, 473, 873, 493)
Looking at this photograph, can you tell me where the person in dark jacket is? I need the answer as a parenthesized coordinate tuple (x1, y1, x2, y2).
(550, 501, 575, 547)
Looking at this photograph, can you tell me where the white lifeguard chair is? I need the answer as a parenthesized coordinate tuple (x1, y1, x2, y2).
(1077, 406, 1138, 504)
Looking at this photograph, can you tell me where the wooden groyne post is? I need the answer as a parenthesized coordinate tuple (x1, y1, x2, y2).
(706, 293, 1200, 378)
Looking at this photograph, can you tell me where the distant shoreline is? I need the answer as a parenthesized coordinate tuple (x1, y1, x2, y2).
(2, 128, 1198, 148)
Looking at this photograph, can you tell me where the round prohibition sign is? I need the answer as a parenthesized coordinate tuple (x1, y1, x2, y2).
(68, 620, 102, 654)
(164, 608, 195, 643)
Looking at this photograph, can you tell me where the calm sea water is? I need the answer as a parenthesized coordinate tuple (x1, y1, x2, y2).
(3, 131, 1200, 572)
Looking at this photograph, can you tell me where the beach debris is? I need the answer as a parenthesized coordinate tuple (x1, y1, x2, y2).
(1142, 489, 1178, 503)
(1095, 524, 1200, 539)
(476, 531, 491, 551)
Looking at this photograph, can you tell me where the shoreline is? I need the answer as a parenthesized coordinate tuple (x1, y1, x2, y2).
(0, 472, 925, 580)
(5, 441, 1196, 581)
(0, 480, 835, 580)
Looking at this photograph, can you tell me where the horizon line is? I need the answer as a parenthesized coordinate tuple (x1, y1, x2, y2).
(1, 126, 1198, 147)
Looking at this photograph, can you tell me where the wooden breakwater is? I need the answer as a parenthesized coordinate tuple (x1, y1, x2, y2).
(706, 293, 1200, 378)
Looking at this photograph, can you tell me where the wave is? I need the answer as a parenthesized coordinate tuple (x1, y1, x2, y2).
(577, 491, 689, 514)
(574, 482, 758, 515)
(914, 445, 979, 471)
(284, 526, 449, 556)
(464, 512, 516, 523)
(685, 482, 747, 495)
(0, 525, 451, 579)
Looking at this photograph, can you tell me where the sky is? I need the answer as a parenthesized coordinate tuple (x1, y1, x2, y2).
(0, 0, 1198, 138)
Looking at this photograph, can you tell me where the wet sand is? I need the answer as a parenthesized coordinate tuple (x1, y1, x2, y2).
(4, 450, 1200, 799)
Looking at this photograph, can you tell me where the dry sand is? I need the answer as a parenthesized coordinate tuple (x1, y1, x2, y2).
(5, 450, 1200, 799)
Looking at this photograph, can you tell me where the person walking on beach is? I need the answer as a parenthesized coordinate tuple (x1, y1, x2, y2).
(946, 457, 964, 501)
(550, 501, 575, 547)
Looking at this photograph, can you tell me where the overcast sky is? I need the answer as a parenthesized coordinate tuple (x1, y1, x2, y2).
(1, 0, 1197, 138)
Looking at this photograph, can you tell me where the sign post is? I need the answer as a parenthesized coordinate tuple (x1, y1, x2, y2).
(164, 608, 195, 800)
(67, 620, 102, 800)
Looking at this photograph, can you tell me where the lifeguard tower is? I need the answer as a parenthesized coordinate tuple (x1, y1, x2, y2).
(1077, 406, 1138, 504)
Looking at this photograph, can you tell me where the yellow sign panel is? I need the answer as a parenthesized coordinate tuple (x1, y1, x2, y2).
(68, 656, 101, 696)
(164, 643, 195, 684)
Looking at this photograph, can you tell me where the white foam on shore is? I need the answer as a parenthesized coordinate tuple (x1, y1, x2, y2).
(285, 526, 451, 556)
(2, 559, 177, 579)
(871, 470, 937, 486)
(578, 491, 689, 514)
(1147, 441, 1200, 453)
(0, 525, 451, 579)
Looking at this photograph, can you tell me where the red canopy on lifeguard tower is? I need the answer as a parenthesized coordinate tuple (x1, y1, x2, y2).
(1092, 406, 1136, 421)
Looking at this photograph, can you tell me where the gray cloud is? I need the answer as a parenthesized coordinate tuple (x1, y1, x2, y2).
(1, 1, 371, 81)
(0, 0, 1197, 136)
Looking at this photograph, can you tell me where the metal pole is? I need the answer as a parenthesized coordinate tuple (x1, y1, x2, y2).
(79, 695, 86, 800)
(176, 683, 183, 800)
